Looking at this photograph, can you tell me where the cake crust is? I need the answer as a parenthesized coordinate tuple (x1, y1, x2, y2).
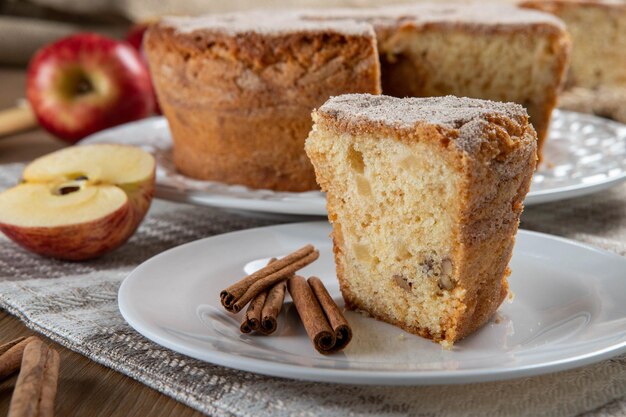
(145, 13, 381, 191)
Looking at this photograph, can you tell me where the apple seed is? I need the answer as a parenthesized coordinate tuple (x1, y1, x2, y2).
(58, 185, 81, 195)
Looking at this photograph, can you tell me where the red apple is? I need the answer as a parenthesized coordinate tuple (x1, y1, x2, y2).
(27, 33, 155, 143)
(0, 144, 155, 260)
(126, 23, 150, 51)
(125, 22, 162, 114)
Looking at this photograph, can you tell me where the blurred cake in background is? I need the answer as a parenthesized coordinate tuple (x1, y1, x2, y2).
(521, 0, 626, 89)
(144, 12, 381, 191)
(557, 86, 626, 124)
(520, 0, 626, 124)
(307, 4, 570, 161)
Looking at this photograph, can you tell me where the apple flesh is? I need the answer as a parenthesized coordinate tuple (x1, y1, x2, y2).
(0, 144, 155, 260)
(27, 33, 155, 143)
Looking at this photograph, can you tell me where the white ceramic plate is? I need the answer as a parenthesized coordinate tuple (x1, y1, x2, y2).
(85, 110, 626, 215)
(119, 221, 626, 385)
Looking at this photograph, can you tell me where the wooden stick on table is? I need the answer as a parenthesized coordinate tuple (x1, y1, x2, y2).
(0, 103, 38, 138)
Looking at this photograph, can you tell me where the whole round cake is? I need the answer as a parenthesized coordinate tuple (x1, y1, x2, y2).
(144, 12, 381, 191)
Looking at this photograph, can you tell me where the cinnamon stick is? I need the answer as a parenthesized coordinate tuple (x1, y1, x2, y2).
(0, 336, 39, 381)
(239, 320, 252, 334)
(38, 348, 60, 417)
(240, 292, 267, 333)
(221, 245, 317, 311)
(240, 258, 277, 333)
(287, 275, 336, 354)
(259, 281, 287, 335)
(8, 338, 49, 417)
(308, 277, 352, 351)
(0, 337, 26, 356)
(229, 249, 319, 313)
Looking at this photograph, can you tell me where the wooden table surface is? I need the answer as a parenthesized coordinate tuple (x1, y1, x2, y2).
(0, 68, 204, 417)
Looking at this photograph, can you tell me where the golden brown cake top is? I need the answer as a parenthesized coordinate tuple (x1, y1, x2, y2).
(315, 94, 532, 157)
(160, 10, 374, 37)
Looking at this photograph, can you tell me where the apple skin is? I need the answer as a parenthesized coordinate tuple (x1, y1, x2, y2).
(27, 33, 155, 143)
(0, 174, 155, 261)
(126, 23, 149, 51)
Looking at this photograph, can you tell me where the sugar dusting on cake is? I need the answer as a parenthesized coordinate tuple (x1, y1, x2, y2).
(301, 4, 566, 31)
(318, 94, 526, 130)
(162, 10, 374, 37)
(386, 3, 566, 29)
(317, 94, 529, 155)
(162, 4, 564, 37)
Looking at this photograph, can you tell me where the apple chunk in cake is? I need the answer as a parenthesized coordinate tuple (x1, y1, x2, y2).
(305, 94, 537, 345)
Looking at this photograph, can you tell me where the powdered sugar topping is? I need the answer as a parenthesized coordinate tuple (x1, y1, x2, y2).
(162, 4, 564, 37)
(301, 4, 565, 31)
(162, 11, 374, 37)
(317, 94, 529, 154)
(319, 94, 526, 130)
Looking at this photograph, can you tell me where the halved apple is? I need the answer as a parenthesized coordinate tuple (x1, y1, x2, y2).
(0, 144, 155, 260)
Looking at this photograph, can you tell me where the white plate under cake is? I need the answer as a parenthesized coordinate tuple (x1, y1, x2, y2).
(118, 221, 626, 385)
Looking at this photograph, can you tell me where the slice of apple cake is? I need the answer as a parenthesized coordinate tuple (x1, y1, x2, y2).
(305, 94, 537, 346)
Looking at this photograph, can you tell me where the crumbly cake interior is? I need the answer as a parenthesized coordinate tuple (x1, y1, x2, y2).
(314, 130, 464, 340)
(306, 94, 537, 345)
